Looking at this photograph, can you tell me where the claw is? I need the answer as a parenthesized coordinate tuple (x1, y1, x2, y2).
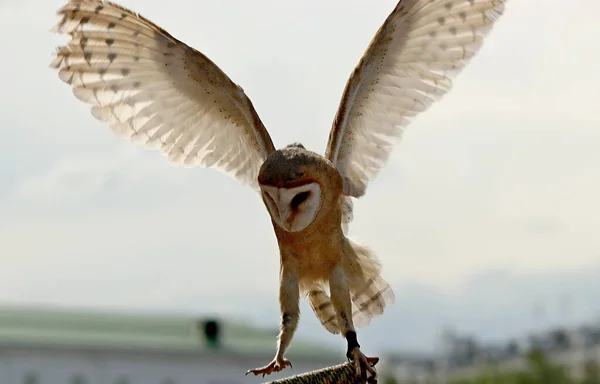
(245, 357, 293, 377)
(348, 347, 379, 383)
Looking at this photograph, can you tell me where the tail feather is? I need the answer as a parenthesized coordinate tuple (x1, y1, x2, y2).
(344, 237, 395, 327)
(350, 275, 395, 327)
(307, 289, 340, 334)
(306, 237, 395, 334)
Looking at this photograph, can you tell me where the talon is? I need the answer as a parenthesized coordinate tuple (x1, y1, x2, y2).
(245, 358, 292, 377)
(348, 347, 378, 383)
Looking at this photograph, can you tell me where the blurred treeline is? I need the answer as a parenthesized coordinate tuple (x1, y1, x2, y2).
(386, 349, 600, 384)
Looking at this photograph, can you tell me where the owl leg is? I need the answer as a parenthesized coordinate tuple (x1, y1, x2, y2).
(245, 263, 299, 377)
(329, 264, 379, 383)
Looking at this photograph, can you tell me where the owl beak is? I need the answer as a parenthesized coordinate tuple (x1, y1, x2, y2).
(278, 205, 293, 231)
(266, 190, 292, 231)
(263, 187, 294, 231)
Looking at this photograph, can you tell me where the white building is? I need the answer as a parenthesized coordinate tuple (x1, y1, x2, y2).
(0, 305, 344, 384)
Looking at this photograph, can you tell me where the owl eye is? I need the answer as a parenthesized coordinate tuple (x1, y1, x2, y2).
(290, 191, 310, 209)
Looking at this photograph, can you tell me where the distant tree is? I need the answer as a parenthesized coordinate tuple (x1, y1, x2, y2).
(550, 329, 571, 350)
(582, 360, 600, 384)
(443, 349, 584, 384)
(526, 348, 571, 384)
(506, 339, 520, 357)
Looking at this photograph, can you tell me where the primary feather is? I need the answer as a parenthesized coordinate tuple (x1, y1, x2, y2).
(51, 0, 276, 190)
(326, 0, 506, 198)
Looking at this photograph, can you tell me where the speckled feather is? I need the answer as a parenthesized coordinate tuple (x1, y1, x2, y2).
(51, 0, 276, 189)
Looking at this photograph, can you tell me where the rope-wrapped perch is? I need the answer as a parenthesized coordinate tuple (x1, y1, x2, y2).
(262, 360, 379, 384)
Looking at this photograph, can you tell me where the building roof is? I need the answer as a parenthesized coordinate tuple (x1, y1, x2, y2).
(0, 305, 343, 360)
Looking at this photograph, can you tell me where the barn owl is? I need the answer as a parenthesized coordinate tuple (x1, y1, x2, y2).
(51, 0, 506, 380)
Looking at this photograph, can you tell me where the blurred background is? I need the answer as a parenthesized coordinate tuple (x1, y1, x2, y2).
(0, 0, 599, 383)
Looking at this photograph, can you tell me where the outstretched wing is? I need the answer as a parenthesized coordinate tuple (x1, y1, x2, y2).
(326, 0, 506, 198)
(51, 0, 276, 190)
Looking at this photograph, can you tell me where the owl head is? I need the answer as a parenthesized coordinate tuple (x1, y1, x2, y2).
(258, 143, 343, 233)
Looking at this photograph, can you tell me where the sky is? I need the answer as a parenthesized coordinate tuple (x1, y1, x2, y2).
(1, 0, 599, 356)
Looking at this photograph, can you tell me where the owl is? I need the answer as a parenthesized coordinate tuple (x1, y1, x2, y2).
(51, 0, 506, 380)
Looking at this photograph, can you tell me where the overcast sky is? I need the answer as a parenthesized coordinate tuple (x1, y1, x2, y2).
(1, 0, 599, 355)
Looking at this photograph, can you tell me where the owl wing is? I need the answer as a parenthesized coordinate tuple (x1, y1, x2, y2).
(325, 0, 506, 198)
(51, 0, 276, 190)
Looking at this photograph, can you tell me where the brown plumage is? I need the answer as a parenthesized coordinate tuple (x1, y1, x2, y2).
(49, 0, 507, 381)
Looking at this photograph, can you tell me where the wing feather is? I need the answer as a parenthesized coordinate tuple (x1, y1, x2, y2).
(51, 0, 276, 189)
(325, 0, 506, 197)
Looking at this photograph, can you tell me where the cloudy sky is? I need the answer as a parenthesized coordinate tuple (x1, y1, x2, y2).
(1, 0, 599, 355)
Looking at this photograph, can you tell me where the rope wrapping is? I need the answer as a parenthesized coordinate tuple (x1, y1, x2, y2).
(262, 360, 378, 384)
